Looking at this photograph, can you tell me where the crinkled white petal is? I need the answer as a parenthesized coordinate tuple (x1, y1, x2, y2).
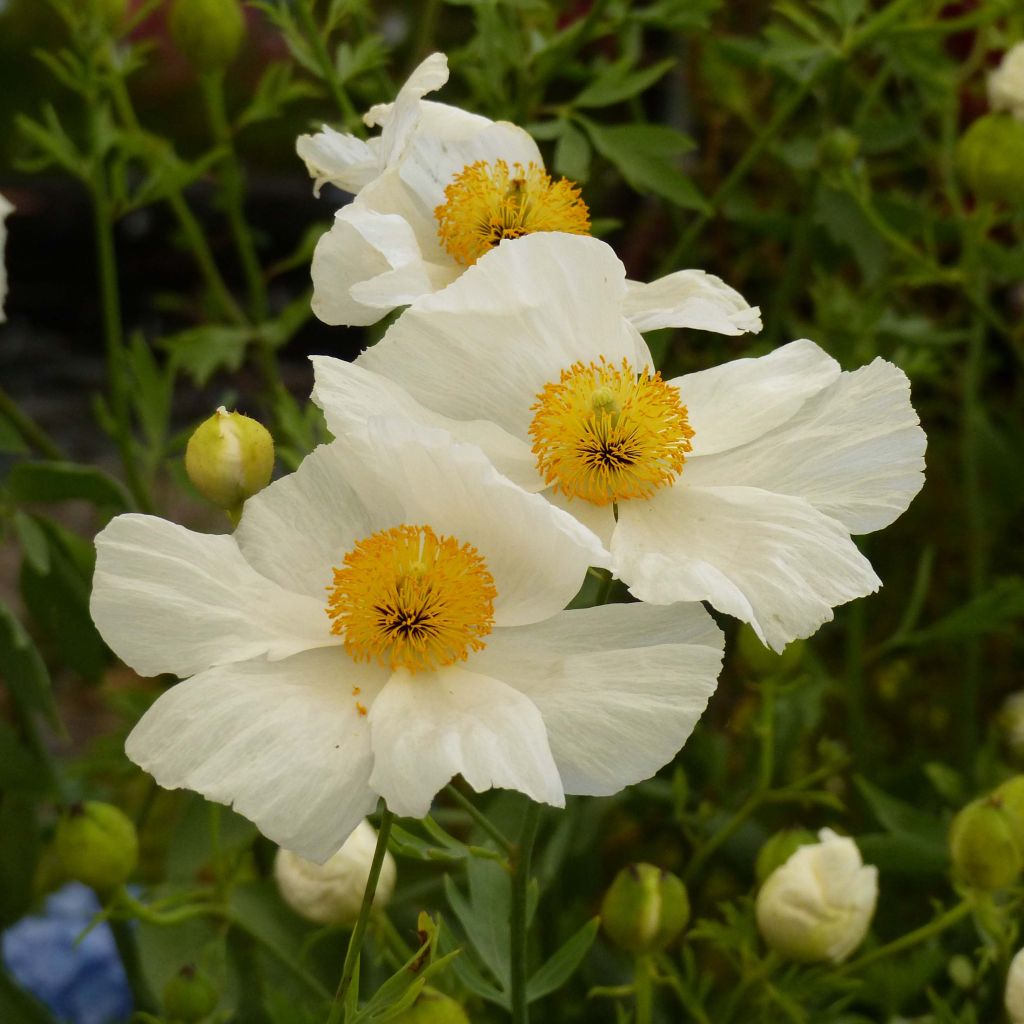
(343, 420, 609, 626)
(296, 125, 381, 197)
(544, 488, 618, 549)
(358, 233, 651, 443)
(125, 648, 384, 862)
(472, 602, 723, 795)
(0, 192, 12, 322)
(672, 339, 841, 458)
(623, 271, 762, 335)
(367, 53, 451, 168)
(234, 442, 398, 600)
(91, 514, 334, 678)
(368, 666, 564, 818)
(613, 485, 881, 651)
(311, 357, 540, 490)
(683, 358, 926, 534)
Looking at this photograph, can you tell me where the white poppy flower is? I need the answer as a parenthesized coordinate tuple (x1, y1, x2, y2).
(91, 421, 724, 861)
(312, 232, 926, 652)
(755, 828, 878, 964)
(1007, 947, 1024, 1024)
(989, 42, 1024, 122)
(0, 192, 13, 322)
(298, 53, 761, 337)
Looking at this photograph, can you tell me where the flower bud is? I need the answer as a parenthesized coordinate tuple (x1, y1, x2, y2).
(737, 624, 805, 677)
(755, 828, 877, 964)
(55, 802, 138, 895)
(185, 407, 273, 521)
(994, 776, 1024, 847)
(989, 42, 1024, 122)
(818, 128, 860, 169)
(274, 820, 396, 926)
(1008, 947, 1024, 1024)
(600, 863, 690, 954)
(754, 829, 817, 884)
(162, 964, 219, 1023)
(389, 989, 470, 1024)
(169, 0, 246, 73)
(955, 114, 1024, 207)
(949, 795, 1024, 890)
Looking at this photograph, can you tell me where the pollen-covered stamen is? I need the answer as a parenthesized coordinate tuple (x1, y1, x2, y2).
(530, 358, 694, 506)
(435, 159, 590, 266)
(326, 525, 496, 674)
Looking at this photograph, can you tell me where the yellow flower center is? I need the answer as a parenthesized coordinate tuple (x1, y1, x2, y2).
(529, 359, 694, 506)
(435, 159, 590, 266)
(326, 524, 496, 674)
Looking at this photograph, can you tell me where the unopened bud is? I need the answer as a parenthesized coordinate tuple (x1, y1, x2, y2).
(390, 989, 470, 1024)
(274, 819, 396, 926)
(55, 802, 138, 895)
(948, 954, 974, 990)
(737, 624, 805, 677)
(169, 0, 246, 73)
(755, 828, 877, 963)
(601, 863, 689, 954)
(755, 829, 817, 884)
(163, 964, 219, 1022)
(992, 776, 1024, 850)
(1008, 947, 1024, 1024)
(949, 795, 1024, 890)
(185, 407, 273, 521)
(989, 42, 1024, 122)
(818, 127, 860, 169)
(955, 114, 1024, 207)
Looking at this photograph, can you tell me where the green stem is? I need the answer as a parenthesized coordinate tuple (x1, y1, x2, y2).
(0, 386, 63, 459)
(634, 954, 654, 1024)
(294, 0, 361, 128)
(327, 807, 395, 1024)
(836, 900, 973, 975)
(510, 801, 541, 1024)
(109, 916, 157, 1013)
(445, 785, 514, 853)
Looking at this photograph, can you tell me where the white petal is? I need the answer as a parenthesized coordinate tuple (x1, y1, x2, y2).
(343, 421, 609, 626)
(234, 441, 399, 600)
(360, 233, 652, 442)
(623, 271, 762, 335)
(683, 358, 926, 534)
(672, 339, 840, 457)
(473, 603, 723, 796)
(311, 357, 540, 491)
(296, 125, 380, 197)
(367, 666, 564, 817)
(91, 514, 333, 678)
(0, 192, 12, 322)
(125, 649, 384, 862)
(613, 485, 881, 651)
(544, 487, 618, 548)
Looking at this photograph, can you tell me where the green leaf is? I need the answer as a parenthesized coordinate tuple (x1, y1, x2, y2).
(0, 795, 41, 929)
(854, 776, 946, 845)
(0, 601, 59, 727)
(553, 121, 591, 183)
(526, 917, 599, 1002)
(0, 722, 49, 795)
(6, 461, 131, 510)
(443, 858, 511, 990)
(899, 577, 1024, 647)
(161, 324, 253, 387)
(573, 58, 676, 108)
(579, 119, 709, 212)
(11, 512, 50, 575)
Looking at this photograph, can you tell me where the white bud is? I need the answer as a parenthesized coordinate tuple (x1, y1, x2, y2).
(274, 820, 396, 926)
(755, 827, 878, 964)
(989, 42, 1024, 122)
(1008, 948, 1024, 1024)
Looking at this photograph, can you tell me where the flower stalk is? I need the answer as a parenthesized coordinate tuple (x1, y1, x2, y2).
(510, 801, 541, 1024)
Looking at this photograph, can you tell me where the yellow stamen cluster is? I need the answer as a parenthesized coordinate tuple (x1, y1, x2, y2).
(326, 524, 496, 674)
(435, 159, 590, 266)
(530, 359, 694, 506)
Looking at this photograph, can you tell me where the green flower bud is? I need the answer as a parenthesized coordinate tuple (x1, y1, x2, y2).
(389, 989, 470, 1024)
(949, 795, 1024, 890)
(169, 0, 246, 73)
(600, 863, 689, 954)
(163, 964, 219, 1023)
(948, 953, 975, 989)
(755, 829, 817, 884)
(955, 114, 1024, 207)
(55, 802, 138, 895)
(993, 776, 1024, 848)
(818, 128, 860, 169)
(737, 624, 805, 677)
(185, 407, 273, 521)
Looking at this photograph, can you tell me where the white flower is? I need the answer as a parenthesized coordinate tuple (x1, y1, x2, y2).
(0, 192, 13, 322)
(989, 42, 1024, 122)
(1006, 947, 1024, 1023)
(312, 232, 926, 652)
(274, 819, 396, 925)
(754, 828, 878, 964)
(91, 421, 724, 861)
(298, 53, 761, 336)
